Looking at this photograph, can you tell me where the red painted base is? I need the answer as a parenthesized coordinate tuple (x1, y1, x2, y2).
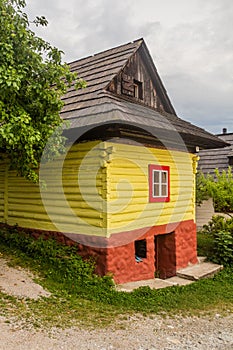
(0, 220, 197, 284)
(105, 220, 197, 283)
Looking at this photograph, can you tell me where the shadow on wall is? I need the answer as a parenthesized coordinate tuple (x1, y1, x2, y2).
(196, 198, 215, 230)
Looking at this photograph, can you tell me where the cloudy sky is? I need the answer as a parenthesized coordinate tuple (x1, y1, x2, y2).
(25, 0, 233, 134)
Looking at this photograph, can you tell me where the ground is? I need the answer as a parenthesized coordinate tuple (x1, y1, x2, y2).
(0, 257, 232, 349)
(0, 313, 232, 349)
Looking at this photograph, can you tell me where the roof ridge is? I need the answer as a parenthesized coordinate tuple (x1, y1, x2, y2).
(92, 38, 143, 58)
(68, 38, 143, 66)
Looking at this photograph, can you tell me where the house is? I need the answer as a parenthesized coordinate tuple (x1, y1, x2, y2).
(0, 39, 227, 284)
(198, 128, 233, 175)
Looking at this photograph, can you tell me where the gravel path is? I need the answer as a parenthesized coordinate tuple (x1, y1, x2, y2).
(0, 257, 232, 349)
(0, 313, 232, 349)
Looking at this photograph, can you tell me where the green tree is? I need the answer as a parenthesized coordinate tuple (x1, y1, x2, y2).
(196, 168, 233, 213)
(0, 0, 85, 182)
(209, 168, 233, 213)
(196, 171, 212, 206)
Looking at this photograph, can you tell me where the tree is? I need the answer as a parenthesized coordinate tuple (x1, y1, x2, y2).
(0, 0, 85, 182)
(195, 170, 212, 206)
(196, 168, 233, 214)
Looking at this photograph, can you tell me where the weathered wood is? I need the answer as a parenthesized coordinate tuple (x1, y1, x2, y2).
(61, 38, 173, 118)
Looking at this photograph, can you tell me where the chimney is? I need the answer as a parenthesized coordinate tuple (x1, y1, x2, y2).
(222, 128, 227, 134)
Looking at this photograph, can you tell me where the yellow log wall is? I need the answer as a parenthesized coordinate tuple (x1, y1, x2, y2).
(0, 140, 198, 238)
(105, 142, 197, 235)
(0, 141, 108, 236)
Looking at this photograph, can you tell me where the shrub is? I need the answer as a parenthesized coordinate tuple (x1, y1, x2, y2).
(212, 230, 233, 266)
(199, 215, 233, 266)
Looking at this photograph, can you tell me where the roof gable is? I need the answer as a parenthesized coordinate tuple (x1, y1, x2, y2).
(107, 43, 176, 114)
(61, 38, 175, 117)
(60, 39, 227, 151)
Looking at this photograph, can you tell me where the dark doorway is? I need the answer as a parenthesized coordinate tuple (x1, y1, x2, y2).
(154, 232, 176, 279)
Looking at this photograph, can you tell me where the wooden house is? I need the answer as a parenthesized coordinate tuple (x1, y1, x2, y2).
(198, 128, 233, 175)
(0, 39, 227, 284)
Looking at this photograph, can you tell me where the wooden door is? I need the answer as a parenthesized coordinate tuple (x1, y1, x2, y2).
(154, 232, 176, 279)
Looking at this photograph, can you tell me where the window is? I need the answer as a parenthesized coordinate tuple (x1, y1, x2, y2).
(135, 239, 147, 262)
(133, 79, 143, 100)
(149, 165, 170, 202)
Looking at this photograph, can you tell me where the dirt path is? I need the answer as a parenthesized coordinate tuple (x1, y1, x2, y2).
(0, 258, 51, 299)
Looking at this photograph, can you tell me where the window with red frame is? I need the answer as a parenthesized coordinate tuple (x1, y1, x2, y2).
(149, 165, 170, 202)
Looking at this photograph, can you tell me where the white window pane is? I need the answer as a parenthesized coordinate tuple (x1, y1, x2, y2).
(153, 184, 160, 197)
(153, 170, 160, 183)
(161, 184, 167, 196)
(161, 171, 167, 183)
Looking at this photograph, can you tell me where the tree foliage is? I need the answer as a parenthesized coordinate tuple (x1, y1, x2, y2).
(196, 167, 233, 213)
(0, 0, 85, 181)
(196, 171, 212, 206)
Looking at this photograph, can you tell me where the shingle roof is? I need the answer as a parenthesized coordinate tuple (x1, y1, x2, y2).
(198, 133, 233, 174)
(61, 38, 227, 150)
(61, 39, 142, 116)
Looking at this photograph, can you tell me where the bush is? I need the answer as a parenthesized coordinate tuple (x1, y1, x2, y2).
(213, 230, 233, 266)
(199, 215, 233, 266)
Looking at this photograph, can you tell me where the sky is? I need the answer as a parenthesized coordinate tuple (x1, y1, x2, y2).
(25, 0, 233, 134)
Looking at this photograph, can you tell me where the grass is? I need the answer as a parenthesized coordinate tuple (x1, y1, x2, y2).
(0, 227, 232, 330)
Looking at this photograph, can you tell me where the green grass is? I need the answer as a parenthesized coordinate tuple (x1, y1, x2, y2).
(0, 227, 232, 330)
